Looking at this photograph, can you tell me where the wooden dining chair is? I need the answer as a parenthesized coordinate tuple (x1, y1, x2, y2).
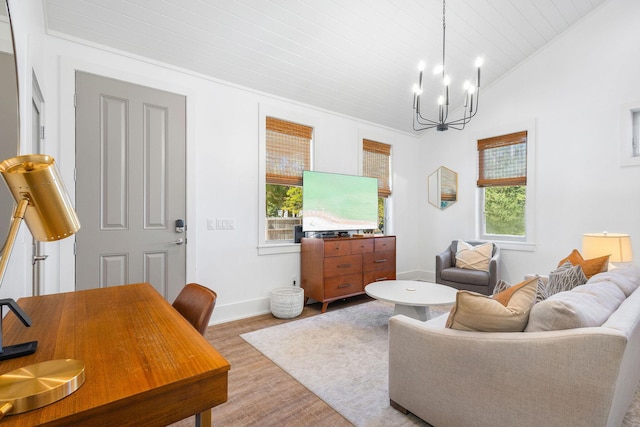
(172, 283, 217, 335)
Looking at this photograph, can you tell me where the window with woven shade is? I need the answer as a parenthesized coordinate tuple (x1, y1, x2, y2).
(477, 131, 528, 240)
(363, 139, 391, 234)
(363, 139, 391, 197)
(264, 117, 313, 242)
(266, 117, 312, 186)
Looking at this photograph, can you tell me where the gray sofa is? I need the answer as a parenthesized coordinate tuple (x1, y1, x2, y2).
(389, 264, 640, 427)
(435, 240, 500, 295)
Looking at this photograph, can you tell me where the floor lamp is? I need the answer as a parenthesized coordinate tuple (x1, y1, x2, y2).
(0, 154, 84, 417)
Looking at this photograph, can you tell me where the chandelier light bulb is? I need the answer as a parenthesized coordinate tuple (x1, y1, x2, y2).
(468, 85, 476, 94)
(443, 75, 451, 86)
(433, 64, 444, 74)
(463, 80, 471, 90)
(418, 61, 426, 71)
(412, 83, 422, 95)
(475, 57, 484, 67)
(437, 95, 444, 105)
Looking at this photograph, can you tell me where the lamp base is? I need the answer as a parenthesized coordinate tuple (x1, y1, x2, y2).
(0, 341, 37, 361)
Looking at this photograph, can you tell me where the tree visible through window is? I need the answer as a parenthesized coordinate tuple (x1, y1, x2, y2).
(477, 131, 527, 239)
(265, 117, 312, 242)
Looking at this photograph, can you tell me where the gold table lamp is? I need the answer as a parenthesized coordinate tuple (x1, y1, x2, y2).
(0, 154, 84, 417)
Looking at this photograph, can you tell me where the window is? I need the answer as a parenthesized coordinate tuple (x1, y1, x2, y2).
(363, 139, 391, 234)
(265, 117, 312, 242)
(477, 131, 527, 241)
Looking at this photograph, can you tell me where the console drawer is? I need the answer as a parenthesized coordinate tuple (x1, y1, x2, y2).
(325, 273, 363, 298)
(363, 269, 396, 286)
(324, 254, 362, 277)
(350, 238, 374, 254)
(374, 237, 396, 253)
(323, 240, 352, 257)
(363, 251, 396, 272)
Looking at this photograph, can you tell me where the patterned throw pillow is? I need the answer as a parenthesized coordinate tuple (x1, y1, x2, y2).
(455, 241, 493, 272)
(546, 261, 588, 296)
(493, 277, 548, 303)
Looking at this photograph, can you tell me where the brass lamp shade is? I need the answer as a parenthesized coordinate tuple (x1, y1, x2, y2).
(582, 232, 633, 263)
(0, 154, 80, 241)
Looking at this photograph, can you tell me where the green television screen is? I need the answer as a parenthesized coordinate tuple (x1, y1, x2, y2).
(302, 171, 378, 233)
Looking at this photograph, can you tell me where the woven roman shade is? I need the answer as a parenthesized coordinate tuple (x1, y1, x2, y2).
(363, 139, 391, 197)
(266, 117, 312, 186)
(477, 131, 527, 187)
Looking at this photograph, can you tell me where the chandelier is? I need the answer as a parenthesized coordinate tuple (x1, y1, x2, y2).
(412, 0, 483, 131)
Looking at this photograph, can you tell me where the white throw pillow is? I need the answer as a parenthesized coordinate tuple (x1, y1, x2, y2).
(455, 241, 493, 272)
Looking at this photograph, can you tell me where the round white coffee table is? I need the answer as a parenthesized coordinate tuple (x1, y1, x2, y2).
(365, 280, 458, 321)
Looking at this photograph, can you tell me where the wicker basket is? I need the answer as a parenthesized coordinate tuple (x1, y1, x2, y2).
(270, 287, 304, 319)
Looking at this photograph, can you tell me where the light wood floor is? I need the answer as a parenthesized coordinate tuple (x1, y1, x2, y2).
(173, 296, 375, 427)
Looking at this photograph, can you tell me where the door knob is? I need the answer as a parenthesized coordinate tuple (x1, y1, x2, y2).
(172, 238, 185, 245)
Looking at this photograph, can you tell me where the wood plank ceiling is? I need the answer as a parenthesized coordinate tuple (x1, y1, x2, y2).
(44, 0, 609, 134)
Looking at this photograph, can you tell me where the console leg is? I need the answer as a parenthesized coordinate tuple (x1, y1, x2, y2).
(321, 302, 329, 313)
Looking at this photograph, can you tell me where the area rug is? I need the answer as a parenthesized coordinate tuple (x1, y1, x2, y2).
(241, 300, 640, 427)
(241, 301, 433, 426)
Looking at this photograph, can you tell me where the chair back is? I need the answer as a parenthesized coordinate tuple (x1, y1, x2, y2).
(172, 283, 217, 335)
(450, 240, 496, 258)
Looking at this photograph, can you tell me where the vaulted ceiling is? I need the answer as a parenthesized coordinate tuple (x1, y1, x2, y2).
(43, 0, 609, 133)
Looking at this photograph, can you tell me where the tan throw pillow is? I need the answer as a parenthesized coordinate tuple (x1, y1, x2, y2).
(446, 277, 538, 332)
(455, 241, 493, 272)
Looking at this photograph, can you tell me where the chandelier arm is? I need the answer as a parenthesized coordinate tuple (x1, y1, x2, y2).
(415, 110, 441, 125)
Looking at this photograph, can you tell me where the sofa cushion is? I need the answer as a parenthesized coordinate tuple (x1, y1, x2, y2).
(525, 281, 626, 332)
(546, 261, 587, 296)
(455, 241, 493, 272)
(441, 267, 489, 286)
(557, 249, 610, 279)
(445, 277, 537, 332)
(587, 264, 640, 297)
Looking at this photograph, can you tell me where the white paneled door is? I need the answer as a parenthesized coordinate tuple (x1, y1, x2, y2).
(75, 72, 186, 301)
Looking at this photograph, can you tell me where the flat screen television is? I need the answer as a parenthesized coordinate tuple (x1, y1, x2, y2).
(302, 170, 378, 233)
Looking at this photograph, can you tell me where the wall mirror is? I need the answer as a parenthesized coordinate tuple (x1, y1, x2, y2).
(428, 166, 457, 210)
(0, 0, 19, 244)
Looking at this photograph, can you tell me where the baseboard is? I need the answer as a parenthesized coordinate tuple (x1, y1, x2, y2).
(397, 269, 434, 282)
(211, 272, 436, 325)
(211, 296, 272, 325)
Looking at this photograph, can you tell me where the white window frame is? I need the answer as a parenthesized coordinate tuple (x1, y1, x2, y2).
(258, 103, 316, 255)
(475, 120, 536, 252)
(620, 102, 640, 167)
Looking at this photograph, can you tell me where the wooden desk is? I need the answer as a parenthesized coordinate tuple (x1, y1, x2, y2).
(0, 283, 229, 426)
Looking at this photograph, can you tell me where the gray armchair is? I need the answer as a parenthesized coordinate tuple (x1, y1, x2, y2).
(435, 240, 500, 295)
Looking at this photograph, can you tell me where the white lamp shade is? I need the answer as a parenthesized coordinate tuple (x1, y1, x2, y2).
(582, 233, 633, 263)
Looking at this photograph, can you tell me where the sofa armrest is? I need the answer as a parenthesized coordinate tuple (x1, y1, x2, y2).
(388, 315, 627, 427)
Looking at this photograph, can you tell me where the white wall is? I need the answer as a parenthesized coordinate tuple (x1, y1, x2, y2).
(7, 0, 637, 324)
(4, 2, 421, 323)
(419, 0, 640, 283)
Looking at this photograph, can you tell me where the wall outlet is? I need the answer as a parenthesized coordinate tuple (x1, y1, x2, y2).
(207, 218, 216, 230)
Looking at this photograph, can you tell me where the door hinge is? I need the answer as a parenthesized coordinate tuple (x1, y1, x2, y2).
(73, 93, 76, 108)
(74, 167, 77, 182)
(73, 241, 77, 256)
(40, 125, 45, 140)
